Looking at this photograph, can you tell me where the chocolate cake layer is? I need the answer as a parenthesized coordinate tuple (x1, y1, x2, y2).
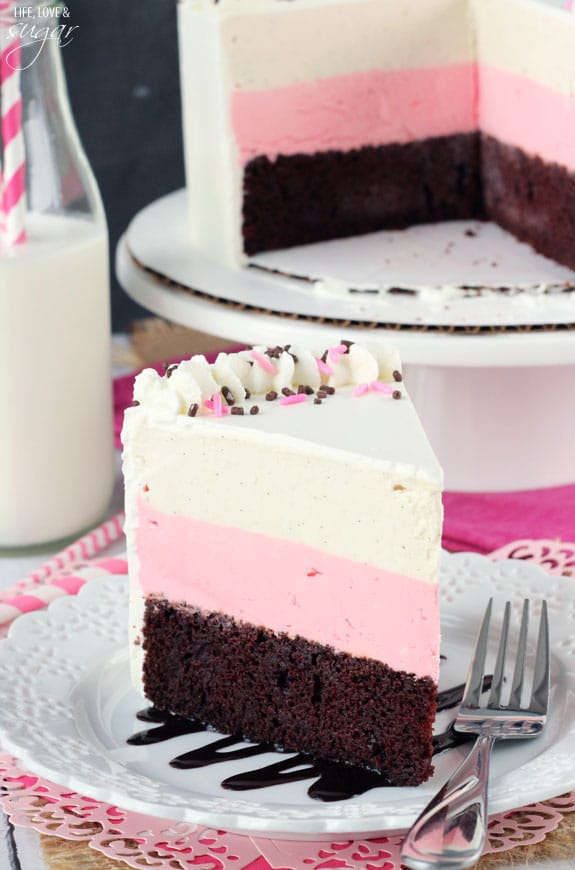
(142, 597, 437, 786)
(242, 133, 483, 255)
(481, 134, 575, 272)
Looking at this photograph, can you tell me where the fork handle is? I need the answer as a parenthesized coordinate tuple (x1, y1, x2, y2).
(401, 734, 495, 870)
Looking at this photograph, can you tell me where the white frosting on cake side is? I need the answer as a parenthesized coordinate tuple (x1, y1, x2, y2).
(178, 5, 243, 265)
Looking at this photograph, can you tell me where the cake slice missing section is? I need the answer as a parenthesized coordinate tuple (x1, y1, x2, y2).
(122, 342, 443, 786)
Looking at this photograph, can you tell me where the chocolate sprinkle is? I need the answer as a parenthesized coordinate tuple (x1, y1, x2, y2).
(266, 391, 278, 401)
(164, 363, 179, 378)
(324, 386, 336, 395)
(266, 346, 283, 359)
(282, 387, 295, 397)
(393, 370, 403, 383)
(393, 390, 402, 400)
(244, 389, 251, 399)
(231, 407, 245, 416)
(314, 398, 323, 405)
(131, 400, 140, 407)
(250, 405, 260, 415)
(221, 386, 235, 407)
(341, 340, 354, 354)
(317, 390, 327, 399)
(187, 403, 199, 417)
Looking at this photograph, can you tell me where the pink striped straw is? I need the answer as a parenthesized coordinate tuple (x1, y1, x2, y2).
(8, 512, 125, 594)
(0, 6, 26, 247)
(0, 559, 128, 626)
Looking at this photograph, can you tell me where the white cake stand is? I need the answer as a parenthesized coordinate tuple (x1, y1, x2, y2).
(116, 190, 575, 492)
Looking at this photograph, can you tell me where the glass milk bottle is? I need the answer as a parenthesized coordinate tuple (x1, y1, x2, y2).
(0, 6, 115, 549)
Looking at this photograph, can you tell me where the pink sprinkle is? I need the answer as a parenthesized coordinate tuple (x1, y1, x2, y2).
(370, 380, 394, 395)
(213, 392, 223, 417)
(251, 349, 276, 374)
(280, 393, 308, 406)
(205, 394, 230, 417)
(328, 343, 347, 362)
(316, 359, 333, 376)
(353, 383, 369, 398)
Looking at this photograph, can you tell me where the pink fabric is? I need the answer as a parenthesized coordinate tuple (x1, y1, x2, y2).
(443, 487, 575, 555)
(113, 348, 575, 556)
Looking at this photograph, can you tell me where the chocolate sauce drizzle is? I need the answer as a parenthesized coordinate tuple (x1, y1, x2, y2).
(127, 675, 493, 803)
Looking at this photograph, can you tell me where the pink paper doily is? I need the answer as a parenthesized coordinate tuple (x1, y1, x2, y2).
(0, 756, 574, 870)
(1, 537, 574, 869)
(489, 538, 575, 576)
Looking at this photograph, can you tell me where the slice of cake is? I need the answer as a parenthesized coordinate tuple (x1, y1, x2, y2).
(122, 342, 443, 786)
(178, 0, 575, 272)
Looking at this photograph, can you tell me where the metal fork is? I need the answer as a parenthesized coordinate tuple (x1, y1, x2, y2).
(401, 597, 549, 870)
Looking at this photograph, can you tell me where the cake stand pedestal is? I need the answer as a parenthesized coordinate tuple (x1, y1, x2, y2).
(116, 191, 575, 492)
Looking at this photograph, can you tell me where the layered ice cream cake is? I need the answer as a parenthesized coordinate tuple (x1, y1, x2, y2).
(178, 0, 575, 272)
(122, 342, 443, 785)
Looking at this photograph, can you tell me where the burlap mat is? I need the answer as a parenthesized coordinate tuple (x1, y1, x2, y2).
(36, 810, 575, 869)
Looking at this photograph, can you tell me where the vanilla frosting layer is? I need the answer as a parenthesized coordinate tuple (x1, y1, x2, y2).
(473, 0, 575, 97)
(181, 0, 474, 91)
(124, 410, 442, 577)
(232, 64, 476, 164)
(135, 501, 440, 681)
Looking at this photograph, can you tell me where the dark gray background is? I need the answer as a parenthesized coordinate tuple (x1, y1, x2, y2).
(62, 0, 185, 331)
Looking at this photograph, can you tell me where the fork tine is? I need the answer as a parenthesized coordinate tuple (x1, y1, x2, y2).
(462, 598, 492, 708)
(508, 599, 530, 709)
(488, 600, 510, 707)
(529, 600, 550, 715)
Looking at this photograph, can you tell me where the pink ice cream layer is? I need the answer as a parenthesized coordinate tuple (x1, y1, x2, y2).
(135, 499, 440, 682)
(232, 63, 575, 173)
(479, 65, 575, 173)
(232, 63, 477, 164)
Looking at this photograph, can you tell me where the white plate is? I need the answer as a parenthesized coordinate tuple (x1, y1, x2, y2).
(0, 551, 573, 839)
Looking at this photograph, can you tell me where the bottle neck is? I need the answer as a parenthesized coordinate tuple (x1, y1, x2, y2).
(1, 6, 105, 225)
